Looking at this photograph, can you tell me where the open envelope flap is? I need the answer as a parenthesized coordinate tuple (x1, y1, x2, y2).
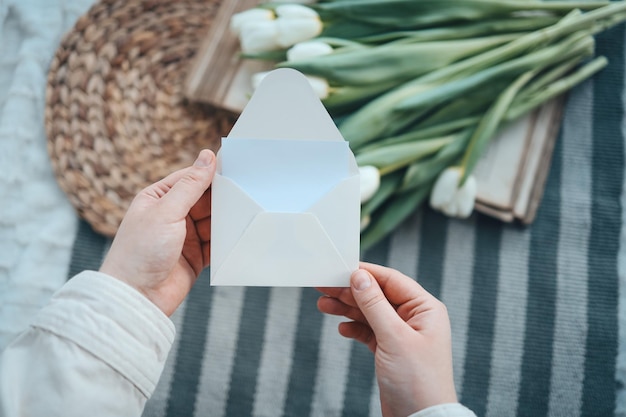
(211, 212, 352, 287)
(227, 68, 345, 142)
(210, 174, 264, 277)
(308, 174, 360, 270)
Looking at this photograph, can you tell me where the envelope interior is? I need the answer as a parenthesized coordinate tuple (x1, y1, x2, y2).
(220, 139, 352, 212)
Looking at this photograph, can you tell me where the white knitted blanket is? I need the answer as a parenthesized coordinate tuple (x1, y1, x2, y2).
(0, 0, 95, 349)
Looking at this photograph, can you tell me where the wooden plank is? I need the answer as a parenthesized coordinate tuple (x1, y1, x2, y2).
(184, 0, 272, 111)
(473, 97, 564, 223)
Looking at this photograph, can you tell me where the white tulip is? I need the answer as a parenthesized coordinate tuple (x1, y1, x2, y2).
(429, 167, 477, 218)
(275, 17, 323, 48)
(239, 20, 280, 53)
(287, 41, 333, 61)
(275, 4, 319, 19)
(232, 5, 321, 52)
(251, 71, 272, 90)
(251, 71, 328, 99)
(359, 165, 381, 204)
(273, 0, 316, 4)
(230, 8, 275, 36)
(305, 75, 329, 99)
(360, 214, 371, 232)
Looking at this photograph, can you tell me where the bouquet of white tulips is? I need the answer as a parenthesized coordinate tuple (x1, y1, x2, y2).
(230, 0, 626, 250)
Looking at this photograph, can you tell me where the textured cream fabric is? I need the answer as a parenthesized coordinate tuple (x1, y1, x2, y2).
(0, 271, 175, 416)
(408, 403, 477, 417)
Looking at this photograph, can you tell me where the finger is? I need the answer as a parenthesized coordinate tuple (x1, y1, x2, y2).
(160, 150, 216, 220)
(350, 269, 409, 341)
(190, 188, 211, 221)
(317, 295, 367, 323)
(316, 286, 358, 309)
(202, 241, 211, 268)
(316, 287, 346, 298)
(139, 167, 193, 201)
(359, 262, 435, 309)
(195, 216, 211, 243)
(338, 321, 376, 353)
(182, 216, 206, 276)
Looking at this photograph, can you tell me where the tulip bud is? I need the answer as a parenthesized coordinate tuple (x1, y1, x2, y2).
(359, 165, 381, 204)
(429, 167, 476, 218)
(275, 17, 323, 48)
(360, 214, 371, 232)
(305, 75, 330, 99)
(275, 4, 319, 19)
(287, 41, 333, 61)
(230, 8, 275, 36)
(239, 21, 280, 53)
(273, 0, 316, 4)
(251, 71, 272, 90)
(252, 71, 328, 99)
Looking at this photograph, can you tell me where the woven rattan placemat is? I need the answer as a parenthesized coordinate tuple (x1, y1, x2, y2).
(45, 0, 236, 236)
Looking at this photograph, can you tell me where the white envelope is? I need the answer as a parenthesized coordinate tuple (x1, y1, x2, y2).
(210, 68, 360, 286)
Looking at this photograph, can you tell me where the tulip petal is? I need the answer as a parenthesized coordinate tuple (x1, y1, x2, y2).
(359, 165, 381, 203)
(306, 75, 330, 99)
(240, 21, 280, 53)
(456, 176, 477, 218)
(275, 17, 323, 48)
(275, 4, 319, 19)
(360, 214, 371, 231)
(287, 41, 333, 61)
(251, 71, 272, 90)
(230, 8, 275, 35)
(429, 167, 460, 209)
(273, 0, 316, 3)
(441, 198, 459, 217)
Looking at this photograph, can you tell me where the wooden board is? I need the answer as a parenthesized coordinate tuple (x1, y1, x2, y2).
(473, 97, 564, 224)
(184, 0, 273, 112)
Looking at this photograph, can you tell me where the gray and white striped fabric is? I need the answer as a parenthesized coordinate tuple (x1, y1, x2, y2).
(64, 17, 626, 417)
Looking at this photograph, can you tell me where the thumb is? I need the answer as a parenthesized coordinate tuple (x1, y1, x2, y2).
(351, 269, 406, 341)
(160, 150, 216, 218)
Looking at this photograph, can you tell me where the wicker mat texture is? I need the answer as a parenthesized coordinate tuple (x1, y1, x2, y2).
(45, 0, 236, 236)
(43, 0, 626, 416)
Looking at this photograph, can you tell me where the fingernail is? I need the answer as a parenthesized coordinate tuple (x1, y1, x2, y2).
(194, 150, 214, 168)
(352, 269, 371, 291)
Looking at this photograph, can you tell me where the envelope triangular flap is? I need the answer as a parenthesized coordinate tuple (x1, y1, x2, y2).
(227, 68, 345, 142)
(210, 174, 264, 275)
(309, 175, 360, 271)
(211, 212, 352, 287)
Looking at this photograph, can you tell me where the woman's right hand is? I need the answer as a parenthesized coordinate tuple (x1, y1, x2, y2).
(317, 262, 458, 417)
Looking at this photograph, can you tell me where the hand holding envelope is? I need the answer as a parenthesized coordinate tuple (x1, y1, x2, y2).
(210, 68, 360, 286)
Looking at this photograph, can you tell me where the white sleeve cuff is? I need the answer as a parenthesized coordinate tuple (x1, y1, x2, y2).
(408, 403, 477, 417)
(30, 270, 175, 398)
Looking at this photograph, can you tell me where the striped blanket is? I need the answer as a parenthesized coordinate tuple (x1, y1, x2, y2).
(2, 0, 625, 415)
(66, 23, 626, 416)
